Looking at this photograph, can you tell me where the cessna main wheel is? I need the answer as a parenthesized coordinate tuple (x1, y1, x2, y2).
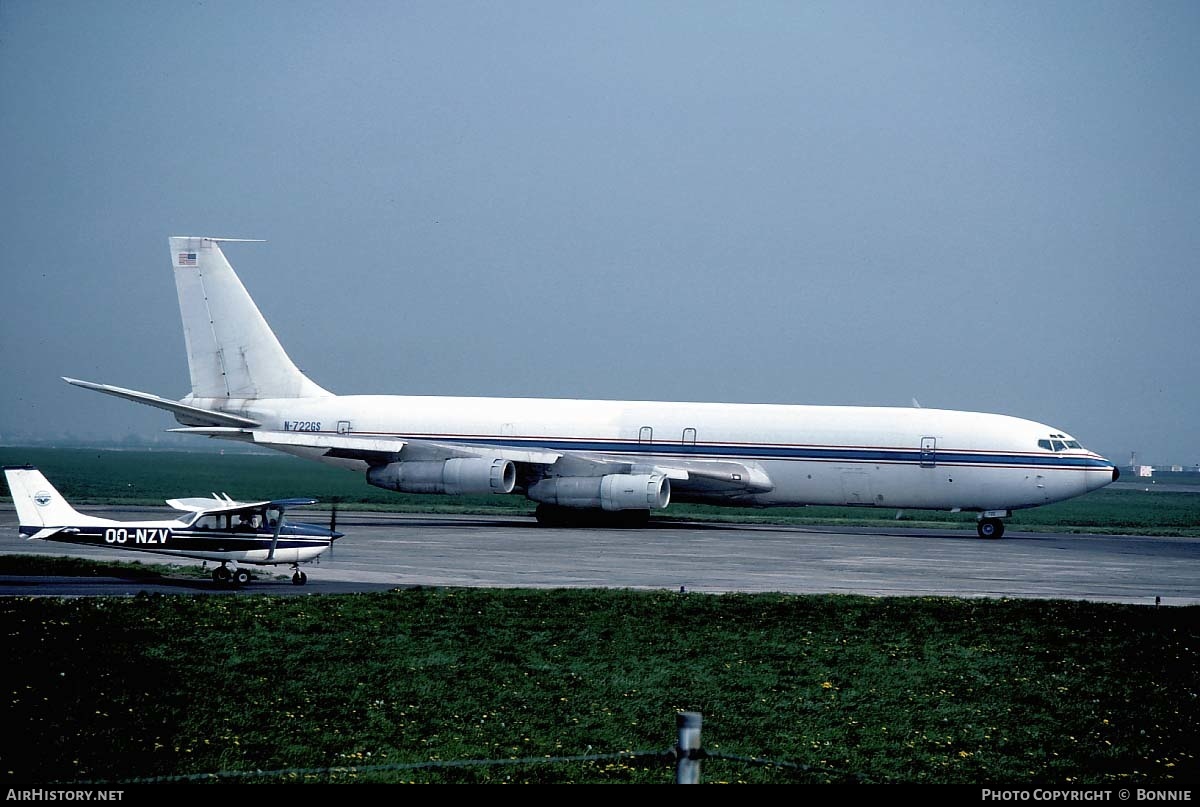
(212, 566, 232, 584)
(234, 569, 252, 586)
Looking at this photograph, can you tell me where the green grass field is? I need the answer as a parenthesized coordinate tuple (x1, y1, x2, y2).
(0, 581, 1194, 784)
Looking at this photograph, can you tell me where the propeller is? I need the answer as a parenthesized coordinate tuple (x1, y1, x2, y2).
(328, 500, 339, 559)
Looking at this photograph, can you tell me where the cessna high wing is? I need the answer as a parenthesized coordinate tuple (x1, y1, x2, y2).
(65, 237, 1119, 538)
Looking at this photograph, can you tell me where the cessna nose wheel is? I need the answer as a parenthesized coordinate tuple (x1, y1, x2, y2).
(291, 569, 308, 585)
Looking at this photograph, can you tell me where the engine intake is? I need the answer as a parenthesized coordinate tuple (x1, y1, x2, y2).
(367, 458, 516, 495)
(526, 473, 671, 511)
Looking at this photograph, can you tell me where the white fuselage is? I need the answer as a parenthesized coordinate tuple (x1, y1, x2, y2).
(188, 394, 1115, 512)
(27, 512, 329, 566)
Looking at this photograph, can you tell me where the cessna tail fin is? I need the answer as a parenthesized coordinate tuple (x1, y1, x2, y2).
(170, 237, 331, 401)
(3, 467, 88, 530)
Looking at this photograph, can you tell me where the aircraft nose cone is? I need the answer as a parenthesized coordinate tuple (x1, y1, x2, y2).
(1112, 466, 1120, 483)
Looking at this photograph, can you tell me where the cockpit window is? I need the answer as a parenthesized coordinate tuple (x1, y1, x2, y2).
(1039, 436, 1081, 451)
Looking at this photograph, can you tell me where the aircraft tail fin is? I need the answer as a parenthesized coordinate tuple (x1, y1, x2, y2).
(170, 237, 331, 401)
(3, 467, 88, 530)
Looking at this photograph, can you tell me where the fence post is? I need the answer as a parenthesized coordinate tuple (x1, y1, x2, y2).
(675, 711, 702, 784)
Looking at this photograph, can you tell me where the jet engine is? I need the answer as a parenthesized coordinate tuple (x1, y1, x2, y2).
(367, 458, 516, 495)
(526, 473, 671, 511)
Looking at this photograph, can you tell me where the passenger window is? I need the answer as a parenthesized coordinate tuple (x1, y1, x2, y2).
(1038, 440, 1052, 450)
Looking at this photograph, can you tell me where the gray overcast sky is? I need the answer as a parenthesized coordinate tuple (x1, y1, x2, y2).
(1, 1, 1197, 465)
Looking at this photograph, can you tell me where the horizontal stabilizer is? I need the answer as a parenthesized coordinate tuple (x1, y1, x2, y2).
(63, 378, 261, 428)
(28, 527, 70, 541)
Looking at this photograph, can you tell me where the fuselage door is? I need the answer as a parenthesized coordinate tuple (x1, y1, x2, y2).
(920, 437, 936, 468)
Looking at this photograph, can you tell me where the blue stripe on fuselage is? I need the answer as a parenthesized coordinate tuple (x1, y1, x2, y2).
(352, 433, 1114, 470)
(20, 526, 329, 552)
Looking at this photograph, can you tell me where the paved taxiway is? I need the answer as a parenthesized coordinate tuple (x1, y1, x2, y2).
(1, 506, 1197, 604)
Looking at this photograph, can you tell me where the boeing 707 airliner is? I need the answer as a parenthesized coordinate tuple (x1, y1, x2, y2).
(65, 237, 1118, 537)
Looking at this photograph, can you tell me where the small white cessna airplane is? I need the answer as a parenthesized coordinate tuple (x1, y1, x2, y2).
(64, 237, 1119, 538)
(4, 466, 342, 585)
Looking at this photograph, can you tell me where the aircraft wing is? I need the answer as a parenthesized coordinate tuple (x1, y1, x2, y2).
(166, 496, 271, 513)
(168, 427, 406, 459)
(63, 378, 261, 428)
(632, 458, 774, 496)
(169, 427, 563, 465)
(166, 496, 317, 517)
(169, 427, 772, 498)
(556, 452, 774, 497)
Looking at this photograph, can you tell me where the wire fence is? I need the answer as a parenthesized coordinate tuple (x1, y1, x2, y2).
(67, 712, 868, 785)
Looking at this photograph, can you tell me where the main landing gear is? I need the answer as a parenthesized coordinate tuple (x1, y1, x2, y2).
(976, 517, 1006, 539)
(211, 563, 254, 586)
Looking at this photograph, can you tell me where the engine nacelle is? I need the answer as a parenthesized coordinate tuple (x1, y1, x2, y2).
(366, 458, 516, 495)
(526, 473, 671, 511)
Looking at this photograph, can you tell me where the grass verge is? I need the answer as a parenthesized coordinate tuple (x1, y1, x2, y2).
(1, 578, 1196, 784)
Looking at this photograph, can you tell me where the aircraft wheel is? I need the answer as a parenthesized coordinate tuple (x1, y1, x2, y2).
(212, 566, 232, 585)
(977, 518, 1005, 539)
(292, 571, 308, 586)
(234, 569, 252, 586)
